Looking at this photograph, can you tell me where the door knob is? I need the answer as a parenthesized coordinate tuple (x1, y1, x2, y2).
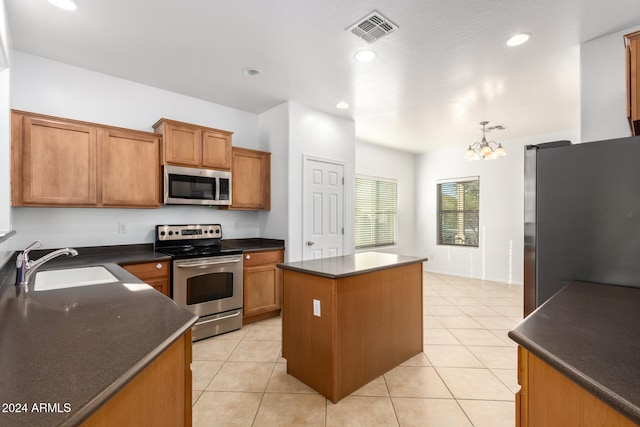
(307, 241, 315, 246)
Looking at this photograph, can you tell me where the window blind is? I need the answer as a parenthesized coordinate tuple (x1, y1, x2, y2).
(355, 176, 397, 249)
(437, 178, 479, 247)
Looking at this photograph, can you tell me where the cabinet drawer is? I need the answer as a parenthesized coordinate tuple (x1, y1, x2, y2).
(122, 261, 169, 280)
(243, 250, 283, 267)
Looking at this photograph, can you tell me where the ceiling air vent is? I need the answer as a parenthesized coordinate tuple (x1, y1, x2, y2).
(348, 10, 398, 44)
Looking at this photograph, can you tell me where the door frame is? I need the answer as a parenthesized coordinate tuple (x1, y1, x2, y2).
(302, 154, 347, 260)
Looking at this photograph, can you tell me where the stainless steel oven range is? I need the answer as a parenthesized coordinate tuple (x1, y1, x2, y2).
(154, 224, 242, 341)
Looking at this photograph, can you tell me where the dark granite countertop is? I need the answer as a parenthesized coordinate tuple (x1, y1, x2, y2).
(24, 243, 171, 269)
(508, 281, 640, 425)
(0, 255, 197, 426)
(277, 251, 427, 279)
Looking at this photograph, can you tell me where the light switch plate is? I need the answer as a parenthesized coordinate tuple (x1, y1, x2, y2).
(313, 299, 321, 317)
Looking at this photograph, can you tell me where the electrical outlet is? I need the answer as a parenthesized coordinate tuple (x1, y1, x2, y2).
(313, 299, 321, 317)
(118, 222, 128, 234)
(233, 219, 240, 230)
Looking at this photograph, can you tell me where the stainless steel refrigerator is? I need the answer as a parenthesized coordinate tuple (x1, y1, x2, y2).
(524, 135, 640, 316)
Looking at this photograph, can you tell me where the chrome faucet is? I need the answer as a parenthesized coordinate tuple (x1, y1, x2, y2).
(15, 241, 79, 286)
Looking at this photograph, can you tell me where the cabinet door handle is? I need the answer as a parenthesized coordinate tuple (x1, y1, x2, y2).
(156, 263, 163, 269)
(246, 255, 251, 260)
(307, 241, 315, 246)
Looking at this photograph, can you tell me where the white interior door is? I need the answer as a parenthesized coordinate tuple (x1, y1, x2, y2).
(303, 157, 345, 260)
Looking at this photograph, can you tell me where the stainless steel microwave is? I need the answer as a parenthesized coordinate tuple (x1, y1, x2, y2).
(163, 165, 232, 206)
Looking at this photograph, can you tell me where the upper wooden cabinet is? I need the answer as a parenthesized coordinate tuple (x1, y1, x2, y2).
(625, 31, 640, 136)
(100, 128, 161, 208)
(12, 110, 161, 208)
(227, 147, 271, 210)
(13, 114, 98, 206)
(152, 118, 232, 169)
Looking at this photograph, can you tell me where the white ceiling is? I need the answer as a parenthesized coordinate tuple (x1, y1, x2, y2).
(5, 0, 640, 153)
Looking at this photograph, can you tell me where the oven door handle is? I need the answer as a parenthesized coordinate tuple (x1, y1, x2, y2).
(176, 259, 241, 268)
(196, 311, 241, 325)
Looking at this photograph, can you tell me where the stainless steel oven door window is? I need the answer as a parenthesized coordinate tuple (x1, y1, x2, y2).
(173, 255, 243, 318)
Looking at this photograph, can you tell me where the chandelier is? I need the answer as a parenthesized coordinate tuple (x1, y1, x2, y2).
(464, 121, 507, 160)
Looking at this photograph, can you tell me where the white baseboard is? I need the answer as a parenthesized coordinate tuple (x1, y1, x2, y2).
(423, 266, 523, 286)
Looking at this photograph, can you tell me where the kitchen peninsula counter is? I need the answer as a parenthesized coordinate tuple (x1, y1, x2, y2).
(509, 281, 640, 426)
(278, 252, 427, 403)
(0, 257, 197, 427)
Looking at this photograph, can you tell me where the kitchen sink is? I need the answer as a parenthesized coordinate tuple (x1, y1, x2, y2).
(34, 266, 119, 292)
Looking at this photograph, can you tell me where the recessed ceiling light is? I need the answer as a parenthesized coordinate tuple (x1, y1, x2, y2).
(354, 49, 377, 63)
(243, 68, 263, 77)
(506, 33, 531, 47)
(48, 0, 78, 11)
(336, 102, 349, 109)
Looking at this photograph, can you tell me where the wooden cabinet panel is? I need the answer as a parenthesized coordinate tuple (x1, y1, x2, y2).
(625, 31, 640, 136)
(244, 250, 282, 266)
(14, 114, 97, 206)
(202, 130, 232, 169)
(244, 266, 279, 315)
(242, 249, 284, 323)
(517, 347, 637, 427)
(282, 263, 423, 403)
(153, 118, 232, 168)
(121, 261, 170, 297)
(82, 331, 191, 427)
(11, 110, 162, 209)
(162, 122, 201, 166)
(229, 147, 270, 210)
(100, 128, 161, 207)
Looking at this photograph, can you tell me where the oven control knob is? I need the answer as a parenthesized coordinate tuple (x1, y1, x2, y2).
(246, 255, 251, 260)
(168, 231, 174, 236)
(156, 263, 163, 269)
(160, 231, 166, 236)
(215, 229, 220, 234)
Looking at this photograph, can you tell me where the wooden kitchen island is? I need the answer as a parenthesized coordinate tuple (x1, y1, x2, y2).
(277, 252, 427, 403)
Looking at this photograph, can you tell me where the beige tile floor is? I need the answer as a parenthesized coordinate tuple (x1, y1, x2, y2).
(192, 272, 523, 426)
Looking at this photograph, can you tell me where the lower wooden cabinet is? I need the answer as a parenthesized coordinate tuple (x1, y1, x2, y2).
(516, 347, 637, 427)
(82, 330, 192, 427)
(121, 261, 170, 297)
(243, 249, 284, 323)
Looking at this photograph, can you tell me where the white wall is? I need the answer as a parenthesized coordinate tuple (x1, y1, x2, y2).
(415, 129, 578, 284)
(581, 24, 640, 142)
(287, 102, 356, 262)
(0, 0, 13, 266)
(258, 102, 289, 244)
(9, 51, 265, 251)
(355, 140, 416, 256)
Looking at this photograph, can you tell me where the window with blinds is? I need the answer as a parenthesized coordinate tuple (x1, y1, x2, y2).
(355, 176, 397, 249)
(437, 177, 479, 247)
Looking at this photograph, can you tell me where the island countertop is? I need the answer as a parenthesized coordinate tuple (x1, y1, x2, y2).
(277, 251, 427, 279)
(0, 258, 197, 427)
(508, 281, 640, 425)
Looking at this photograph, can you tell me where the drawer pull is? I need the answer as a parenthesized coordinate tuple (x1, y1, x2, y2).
(246, 255, 251, 260)
(156, 263, 163, 269)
